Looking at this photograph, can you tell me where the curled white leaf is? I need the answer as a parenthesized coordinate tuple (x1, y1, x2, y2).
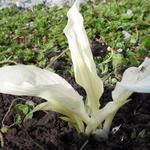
(0, 65, 90, 123)
(119, 76, 150, 93)
(112, 57, 150, 101)
(26, 101, 85, 133)
(64, 0, 103, 112)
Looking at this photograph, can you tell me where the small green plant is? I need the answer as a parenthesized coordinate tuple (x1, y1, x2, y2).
(1, 100, 34, 133)
(13, 101, 35, 123)
(0, 0, 150, 139)
(131, 128, 146, 139)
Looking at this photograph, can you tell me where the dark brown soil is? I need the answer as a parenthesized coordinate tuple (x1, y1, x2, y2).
(0, 41, 150, 150)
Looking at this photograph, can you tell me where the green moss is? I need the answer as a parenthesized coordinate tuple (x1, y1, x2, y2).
(0, 0, 149, 79)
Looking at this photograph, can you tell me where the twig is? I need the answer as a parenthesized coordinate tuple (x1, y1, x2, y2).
(1, 98, 27, 127)
(0, 56, 17, 65)
(0, 60, 17, 65)
(45, 49, 69, 69)
(0, 131, 4, 147)
(80, 139, 88, 150)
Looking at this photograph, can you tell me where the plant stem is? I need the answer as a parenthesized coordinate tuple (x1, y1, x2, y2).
(0, 131, 4, 147)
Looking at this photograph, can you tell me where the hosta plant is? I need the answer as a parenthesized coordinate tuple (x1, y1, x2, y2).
(0, 0, 150, 139)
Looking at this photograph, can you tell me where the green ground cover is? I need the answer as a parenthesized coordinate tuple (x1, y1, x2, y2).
(0, 0, 149, 85)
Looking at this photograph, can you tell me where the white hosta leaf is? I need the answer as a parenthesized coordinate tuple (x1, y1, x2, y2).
(85, 100, 128, 135)
(0, 65, 89, 122)
(112, 57, 150, 101)
(27, 101, 72, 118)
(26, 101, 85, 133)
(96, 100, 128, 122)
(64, 0, 103, 112)
(119, 76, 150, 93)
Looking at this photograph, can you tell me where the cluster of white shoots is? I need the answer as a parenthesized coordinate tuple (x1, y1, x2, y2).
(0, 0, 150, 139)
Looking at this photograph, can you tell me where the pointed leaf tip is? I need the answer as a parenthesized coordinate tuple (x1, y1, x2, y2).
(64, 0, 103, 112)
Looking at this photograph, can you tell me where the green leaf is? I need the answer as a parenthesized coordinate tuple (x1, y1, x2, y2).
(140, 35, 150, 49)
(1, 127, 9, 133)
(138, 129, 146, 138)
(131, 128, 137, 139)
(14, 104, 29, 115)
(131, 129, 146, 139)
(112, 53, 126, 68)
(14, 114, 22, 123)
(129, 56, 139, 66)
